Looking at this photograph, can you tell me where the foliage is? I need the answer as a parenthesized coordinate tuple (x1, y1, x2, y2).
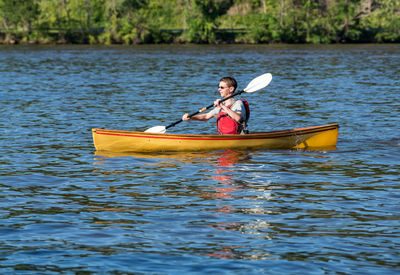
(0, 0, 39, 42)
(0, 0, 398, 44)
(359, 0, 400, 42)
(186, 0, 234, 43)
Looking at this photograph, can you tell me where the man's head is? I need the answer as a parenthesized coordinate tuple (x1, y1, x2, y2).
(218, 77, 237, 97)
(219, 77, 237, 91)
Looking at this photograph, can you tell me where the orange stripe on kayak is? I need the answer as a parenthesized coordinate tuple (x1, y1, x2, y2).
(95, 132, 254, 141)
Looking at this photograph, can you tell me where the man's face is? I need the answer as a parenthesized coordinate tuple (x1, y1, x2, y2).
(218, 81, 234, 98)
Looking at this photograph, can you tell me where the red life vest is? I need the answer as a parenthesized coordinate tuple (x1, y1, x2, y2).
(216, 99, 250, 135)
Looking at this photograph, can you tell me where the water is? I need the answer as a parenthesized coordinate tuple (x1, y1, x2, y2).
(0, 44, 399, 274)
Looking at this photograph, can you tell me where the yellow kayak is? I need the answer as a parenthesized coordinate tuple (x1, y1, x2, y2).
(92, 123, 339, 153)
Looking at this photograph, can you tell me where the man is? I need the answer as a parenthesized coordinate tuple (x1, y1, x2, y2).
(182, 76, 249, 134)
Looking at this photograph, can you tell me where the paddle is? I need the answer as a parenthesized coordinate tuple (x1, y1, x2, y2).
(145, 73, 273, 134)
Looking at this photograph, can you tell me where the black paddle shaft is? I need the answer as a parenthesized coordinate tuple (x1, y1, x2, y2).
(165, 90, 245, 130)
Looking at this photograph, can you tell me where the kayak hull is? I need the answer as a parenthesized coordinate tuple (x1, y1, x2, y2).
(92, 124, 339, 153)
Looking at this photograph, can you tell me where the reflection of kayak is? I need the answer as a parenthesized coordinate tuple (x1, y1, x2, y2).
(93, 150, 249, 168)
(92, 123, 339, 153)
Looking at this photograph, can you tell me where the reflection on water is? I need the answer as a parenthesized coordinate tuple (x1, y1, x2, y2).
(94, 148, 277, 262)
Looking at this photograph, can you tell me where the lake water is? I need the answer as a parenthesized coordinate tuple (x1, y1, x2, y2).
(0, 44, 399, 274)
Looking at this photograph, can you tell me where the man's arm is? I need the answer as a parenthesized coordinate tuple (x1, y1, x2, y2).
(215, 99, 242, 123)
(182, 112, 214, 121)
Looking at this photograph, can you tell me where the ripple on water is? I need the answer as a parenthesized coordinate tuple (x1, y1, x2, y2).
(0, 45, 399, 274)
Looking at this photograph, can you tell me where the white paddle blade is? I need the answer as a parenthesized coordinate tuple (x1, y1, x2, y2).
(144, 126, 166, 133)
(244, 73, 272, 93)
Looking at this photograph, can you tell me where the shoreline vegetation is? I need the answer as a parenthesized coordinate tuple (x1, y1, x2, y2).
(0, 0, 399, 45)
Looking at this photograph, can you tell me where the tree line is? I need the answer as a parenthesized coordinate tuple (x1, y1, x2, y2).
(0, 0, 399, 44)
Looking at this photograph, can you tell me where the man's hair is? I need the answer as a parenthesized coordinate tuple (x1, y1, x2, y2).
(220, 76, 237, 91)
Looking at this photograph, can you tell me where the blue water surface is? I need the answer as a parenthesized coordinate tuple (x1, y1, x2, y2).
(0, 44, 399, 274)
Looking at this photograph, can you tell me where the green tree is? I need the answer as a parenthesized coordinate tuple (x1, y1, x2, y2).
(361, 0, 400, 42)
(324, 0, 363, 42)
(187, 0, 233, 43)
(98, 0, 150, 44)
(0, 0, 399, 44)
(0, 0, 39, 42)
